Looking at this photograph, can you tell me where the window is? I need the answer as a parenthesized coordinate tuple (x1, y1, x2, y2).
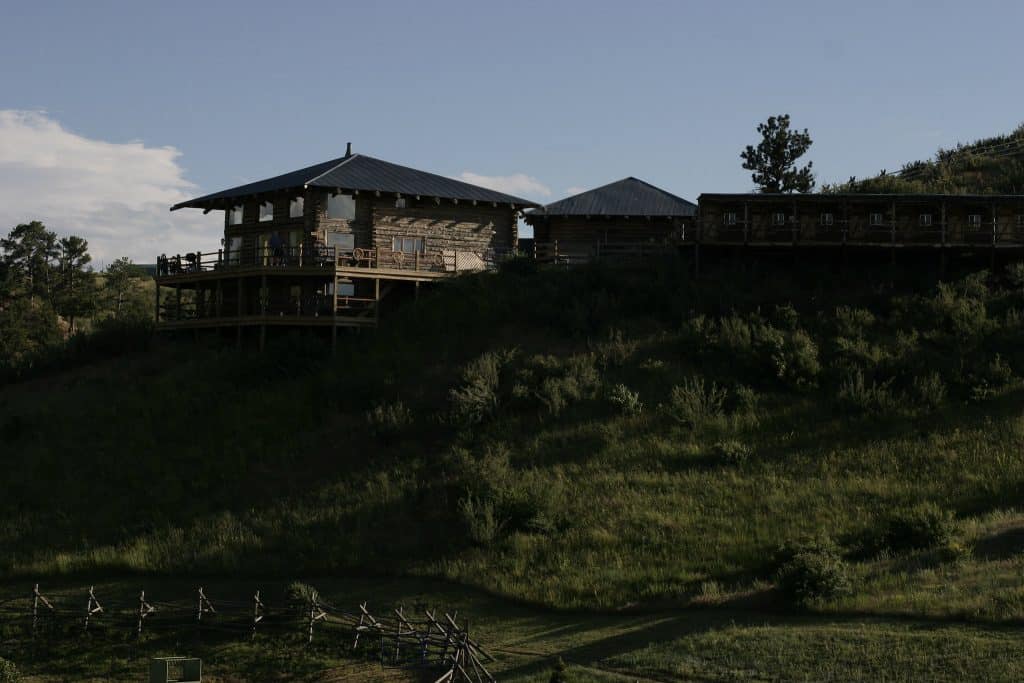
(229, 205, 243, 225)
(1017, 215, 1024, 227)
(919, 213, 933, 227)
(326, 193, 356, 220)
(820, 213, 834, 226)
(289, 197, 304, 218)
(723, 212, 738, 226)
(338, 281, 355, 297)
(968, 214, 982, 228)
(395, 197, 408, 209)
(869, 212, 885, 227)
(771, 212, 786, 226)
(259, 201, 273, 222)
(392, 236, 425, 254)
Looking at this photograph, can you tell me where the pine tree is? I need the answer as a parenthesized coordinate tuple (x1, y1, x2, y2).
(55, 235, 97, 334)
(1, 221, 59, 304)
(103, 256, 147, 320)
(741, 114, 815, 193)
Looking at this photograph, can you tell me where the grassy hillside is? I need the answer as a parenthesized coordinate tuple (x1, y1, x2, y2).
(826, 123, 1024, 194)
(4, 256, 1024, 622)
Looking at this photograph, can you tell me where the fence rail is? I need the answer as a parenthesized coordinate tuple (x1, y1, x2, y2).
(2, 583, 495, 683)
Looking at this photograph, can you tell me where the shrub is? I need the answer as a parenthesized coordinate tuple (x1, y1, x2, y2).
(366, 400, 413, 440)
(666, 377, 727, 428)
(731, 384, 759, 413)
(286, 581, 319, 605)
(591, 328, 635, 368)
(773, 328, 821, 390)
(549, 656, 570, 683)
(459, 495, 501, 546)
(607, 383, 643, 416)
(776, 538, 852, 605)
(712, 439, 752, 466)
(909, 372, 947, 412)
(876, 503, 955, 553)
(524, 353, 601, 418)
(833, 306, 875, 339)
(449, 348, 517, 425)
(0, 659, 18, 683)
(837, 370, 899, 415)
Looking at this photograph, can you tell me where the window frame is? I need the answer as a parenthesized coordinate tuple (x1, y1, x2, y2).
(771, 212, 787, 227)
(869, 212, 885, 227)
(919, 213, 933, 227)
(392, 236, 425, 254)
(259, 201, 274, 223)
(289, 196, 304, 219)
(723, 212, 738, 226)
(326, 193, 356, 220)
(229, 204, 244, 226)
(820, 212, 834, 227)
(968, 213, 983, 229)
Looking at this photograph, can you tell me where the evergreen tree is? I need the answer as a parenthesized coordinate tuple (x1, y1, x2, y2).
(1, 221, 59, 303)
(741, 114, 815, 193)
(55, 235, 97, 333)
(103, 257, 148, 320)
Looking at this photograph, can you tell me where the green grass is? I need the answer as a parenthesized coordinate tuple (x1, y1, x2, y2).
(5, 576, 1024, 682)
(4, 258, 1024, 680)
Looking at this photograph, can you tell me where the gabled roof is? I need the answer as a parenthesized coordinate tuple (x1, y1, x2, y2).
(527, 177, 697, 220)
(170, 152, 539, 211)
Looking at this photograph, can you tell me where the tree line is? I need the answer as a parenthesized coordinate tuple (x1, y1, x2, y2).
(0, 221, 152, 379)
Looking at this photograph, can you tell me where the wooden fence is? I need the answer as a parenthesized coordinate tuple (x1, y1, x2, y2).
(1, 583, 495, 683)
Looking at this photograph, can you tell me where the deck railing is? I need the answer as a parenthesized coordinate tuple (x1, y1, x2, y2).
(335, 246, 515, 273)
(156, 245, 336, 277)
(533, 240, 673, 264)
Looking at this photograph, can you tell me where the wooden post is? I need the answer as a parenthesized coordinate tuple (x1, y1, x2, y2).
(236, 277, 244, 348)
(84, 586, 102, 632)
(252, 590, 263, 640)
(374, 278, 381, 326)
(259, 274, 267, 351)
(308, 592, 317, 645)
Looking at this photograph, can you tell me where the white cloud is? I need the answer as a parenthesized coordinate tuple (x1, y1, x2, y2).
(457, 171, 552, 199)
(565, 186, 588, 196)
(0, 110, 221, 266)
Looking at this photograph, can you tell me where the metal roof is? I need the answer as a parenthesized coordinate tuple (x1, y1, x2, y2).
(527, 177, 697, 220)
(170, 152, 539, 211)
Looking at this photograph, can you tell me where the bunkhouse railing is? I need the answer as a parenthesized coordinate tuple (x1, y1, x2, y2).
(532, 240, 672, 264)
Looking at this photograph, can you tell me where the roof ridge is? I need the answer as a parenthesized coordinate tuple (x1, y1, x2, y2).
(304, 152, 360, 186)
(624, 176, 697, 207)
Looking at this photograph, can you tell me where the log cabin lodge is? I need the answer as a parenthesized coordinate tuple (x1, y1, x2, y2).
(158, 149, 1024, 345)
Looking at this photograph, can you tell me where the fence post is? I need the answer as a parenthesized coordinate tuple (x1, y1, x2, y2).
(84, 586, 103, 632)
(252, 590, 263, 640)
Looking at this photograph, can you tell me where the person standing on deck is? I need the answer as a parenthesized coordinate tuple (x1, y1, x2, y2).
(269, 230, 286, 266)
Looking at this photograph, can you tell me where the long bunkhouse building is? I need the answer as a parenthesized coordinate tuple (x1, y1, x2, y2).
(524, 177, 697, 262)
(696, 193, 1024, 248)
(157, 145, 538, 346)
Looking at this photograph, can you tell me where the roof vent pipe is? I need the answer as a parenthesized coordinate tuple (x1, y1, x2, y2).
(346, 142, 352, 157)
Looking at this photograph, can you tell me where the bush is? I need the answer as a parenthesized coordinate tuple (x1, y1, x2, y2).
(607, 383, 643, 416)
(837, 369, 899, 415)
(876, 503, 955, 553)
(459, 495, 501, 546)
(286, 581, 319, 605)
(549, 656, 570, 683)
(666, 377, 727, 428)
(522, 353, 601, 418)
(712, 439, 752, 466)
(591, 328, 635, 368)
(910, 372, 947, 412)
(449, 348, 518, 425)
(366, 400, 413, 440)
(0, 658, 18, 683)
(776, 538, 852, 605)
(833, 306, 876, 339)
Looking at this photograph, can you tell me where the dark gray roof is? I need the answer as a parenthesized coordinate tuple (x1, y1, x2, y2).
(527, 177, 697, 220)
(171, 153, 539, 211)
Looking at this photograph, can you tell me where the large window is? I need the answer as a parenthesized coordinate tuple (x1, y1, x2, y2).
(326, 193, 356, 220)
(392, 236, 425, 254)
(289, 197, 304, 218)
(259, 201, 273, 222)
(229, 205, 243, 225)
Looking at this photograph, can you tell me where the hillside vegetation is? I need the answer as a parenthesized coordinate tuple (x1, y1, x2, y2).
(4, 256, 1024, 622)
(825, 123, 1024, 194)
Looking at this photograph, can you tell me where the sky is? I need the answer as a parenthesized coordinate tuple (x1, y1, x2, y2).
(1, 0, 1022, 264)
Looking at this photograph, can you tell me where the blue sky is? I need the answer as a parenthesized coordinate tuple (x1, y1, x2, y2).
(1, 0, 1022, 261)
